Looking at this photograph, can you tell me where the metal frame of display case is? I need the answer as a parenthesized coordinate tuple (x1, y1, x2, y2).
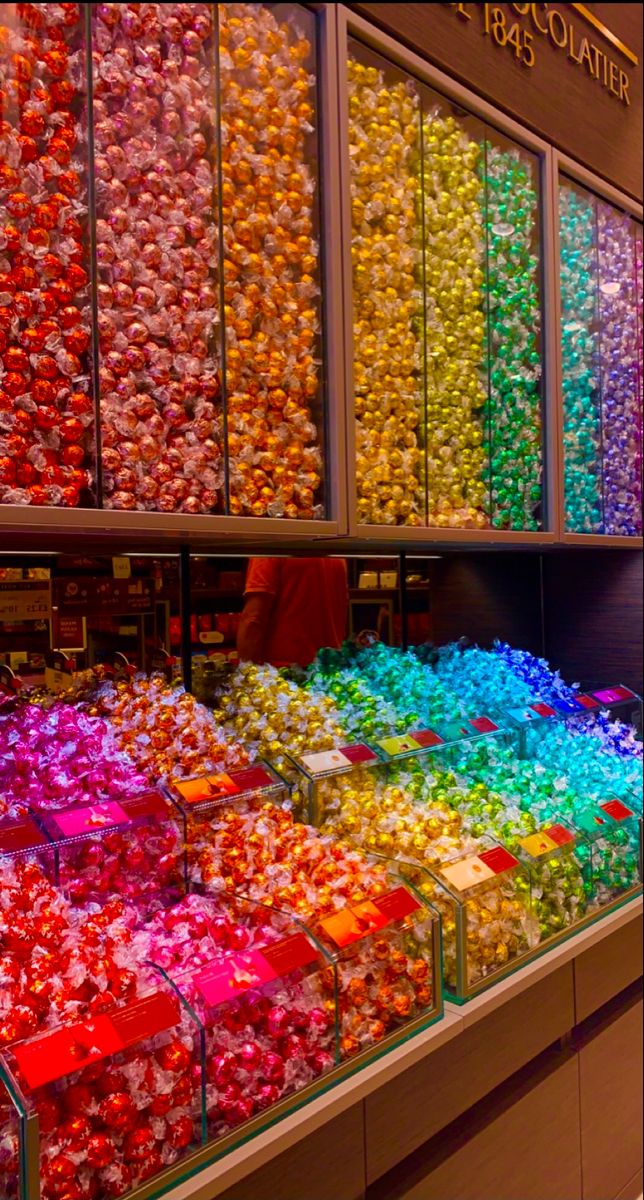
(335, 6, 561, 547)
(0, 3, 350, 550)
(551, 150, 644, 549)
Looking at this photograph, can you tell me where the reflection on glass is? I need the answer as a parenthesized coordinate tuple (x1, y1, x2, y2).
(0, 1, 95, 509)
(219, 3, 326, 519)
(559, 176, 642, 536)
(348, 40, 544, 531)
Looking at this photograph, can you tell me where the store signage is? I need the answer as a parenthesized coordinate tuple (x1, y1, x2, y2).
(506, 700, 556, 723)
(193, 935, 319, 1006)
(0, 580, 51, 623)
(300, 745, 379, 773)
(0, 816, 48, 856)
(451, 3, 636, 105)
(51, 801, 130, 838)
(13, 993, 179, 1090)
(441, 846, 519, 891)
(55, 577, 153, 613)
(320, 887, 421, 948)
(56, 615, 86, 651)
(592, 685, 638, 705)
(519, 824, 575, 857)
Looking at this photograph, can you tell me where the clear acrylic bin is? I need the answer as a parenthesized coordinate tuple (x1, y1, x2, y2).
(158, 894, 337, 1143)
(391, 838, 536, 1001)
(37, 790, 185, 913)
(0, 970, 202, 1200)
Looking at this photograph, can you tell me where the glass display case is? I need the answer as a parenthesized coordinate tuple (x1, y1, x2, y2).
(0, 814, 56, 887)
(1, 2, 329, 522)
(160, 895, 337, 1142)
(0, 1, 95, 511)
(174, 772, 442, 1056)
(393, 839, 534, 1000)
(346, 37, 545, 533)
(559, 174, 643, 536)
(289, 744, 538, 999)
(573, 797, 642, 908)
(36, 789, 185, 913)
(92, 0, 327, 520)
(0, 968, 203, 1200)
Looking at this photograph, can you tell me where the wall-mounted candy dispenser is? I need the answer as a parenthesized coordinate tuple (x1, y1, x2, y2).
(340, 14, 551, 540)
(557, 157, 643, 540)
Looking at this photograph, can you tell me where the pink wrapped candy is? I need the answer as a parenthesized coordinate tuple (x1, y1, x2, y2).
(92, 3, 223, 513)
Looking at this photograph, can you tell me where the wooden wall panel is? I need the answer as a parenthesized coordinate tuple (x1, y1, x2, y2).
(427, 553, 544, 655)
(542, 551, 644, 695)
(366, 1053, 581, 1200)
(350, 3, 643, 200)
(578, 994, 643, 1200)
(365, 964, 574, 1183)
(214, 1102, 366, 1200)
(574, 912, 644, 1023)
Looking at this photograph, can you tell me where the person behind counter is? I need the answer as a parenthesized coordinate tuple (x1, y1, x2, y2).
(236, 557, 348, 668)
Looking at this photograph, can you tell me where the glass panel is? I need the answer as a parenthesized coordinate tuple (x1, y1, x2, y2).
(559, 178, 602, 532)
(161, 893, 337, 1140)
(347, 41, 425, 528)
(597, 202, 642, 535)
(91, 2, 224, 515)
(0, 2, 95, 510)
(0, 1068, 22, 1200)
(347, 38, 544, 531)
(559, 174, 643, 536)
(219, 3, 326, 519)
(2, 969, 203, 1200)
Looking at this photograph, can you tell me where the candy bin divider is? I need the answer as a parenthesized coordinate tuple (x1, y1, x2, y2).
(83, 0, 104, 510)
(144, 963, 209, 1149)
(212, 3, 230, 516)
(0, 1057, 36, 1200)
(0, 815, 58, 888)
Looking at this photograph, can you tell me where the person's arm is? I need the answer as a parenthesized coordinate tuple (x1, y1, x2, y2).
(237, 591, 274, 663)
(236, 559, 280, 663)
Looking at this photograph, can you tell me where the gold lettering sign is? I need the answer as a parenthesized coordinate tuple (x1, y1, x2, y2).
(450, 3, 636, 106)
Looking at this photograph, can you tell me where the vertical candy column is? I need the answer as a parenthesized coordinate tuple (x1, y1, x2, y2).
(483, 144, 542, 531)
(219, 3, 324, 520)
(0, 1, 93, 508)
(92, 2, 223, 514)
(421, 109, 487, 529)
(558, 182, 602, 533)
(348, 52, 424, 527)
(597, 202, 642, 536)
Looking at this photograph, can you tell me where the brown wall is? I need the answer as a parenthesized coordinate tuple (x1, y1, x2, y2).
(351, 3, 643, 200)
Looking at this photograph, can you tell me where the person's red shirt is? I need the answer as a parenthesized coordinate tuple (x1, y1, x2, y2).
(242, 557, 348, 668)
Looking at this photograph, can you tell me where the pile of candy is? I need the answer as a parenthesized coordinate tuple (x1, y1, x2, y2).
(314, 766, 537, 988)
(213, 662, 343, 780)
(0, 703, 149, 819)
(188, 800, 436, 1055)
(85, 676, 249, 782)
(92, 1, 223, 514)
(348, 55, 424, 527)
(219, 3, 324, 519)
(0, 1, 94, 509)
